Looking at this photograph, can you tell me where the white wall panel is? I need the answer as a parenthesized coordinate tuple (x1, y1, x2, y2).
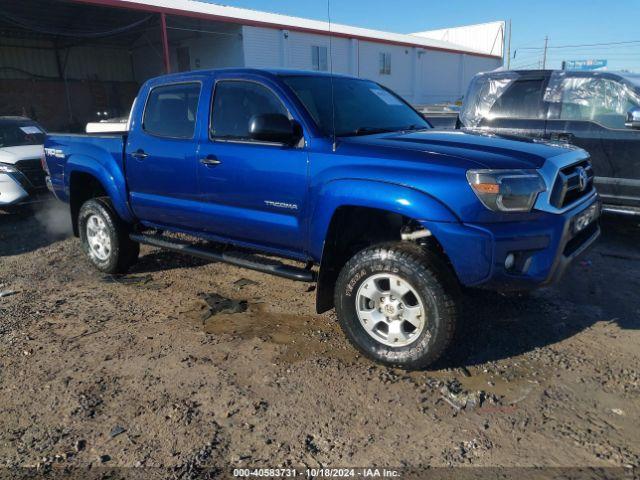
(418, 50, 463, 104)
(242, 26, 283, 69)
(286, 31, 350, 74)
(358, 41, 413, 100)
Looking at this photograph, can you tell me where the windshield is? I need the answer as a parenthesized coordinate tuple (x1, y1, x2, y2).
(0, 121, 45, 148)
(281, 75, 430, 137)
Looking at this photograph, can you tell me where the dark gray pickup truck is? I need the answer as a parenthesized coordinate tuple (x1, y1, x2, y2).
(457, 70, 640, 216)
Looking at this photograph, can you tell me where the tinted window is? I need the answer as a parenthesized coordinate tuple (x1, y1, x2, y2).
(143, 83, 200, 138)
(282, 76, 428, 137)
(211, 81, 288, 140)
(0, 121, 45, 148)
(488, 79, 545, 119)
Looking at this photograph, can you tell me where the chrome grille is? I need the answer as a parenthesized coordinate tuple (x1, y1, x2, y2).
(549, 160, 595, 209)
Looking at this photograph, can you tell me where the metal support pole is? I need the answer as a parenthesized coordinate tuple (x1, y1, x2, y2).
(160, 13, 171, 74)
(542, 36, 548, 70)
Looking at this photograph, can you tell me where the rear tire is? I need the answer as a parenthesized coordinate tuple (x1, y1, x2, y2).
(334, 242, 459, 370)
(78, 197, 139, 274)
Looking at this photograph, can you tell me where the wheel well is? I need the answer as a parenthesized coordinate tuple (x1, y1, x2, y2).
(69, 172, 108, 236)
(315, 206, 449, 314)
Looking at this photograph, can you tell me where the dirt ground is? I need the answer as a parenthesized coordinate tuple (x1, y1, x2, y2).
(1, 201, 639, 478)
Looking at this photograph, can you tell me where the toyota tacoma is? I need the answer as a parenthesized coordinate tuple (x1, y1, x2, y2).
(43, 69, 601, 369)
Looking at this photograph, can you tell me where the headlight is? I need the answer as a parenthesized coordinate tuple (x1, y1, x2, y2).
(0, 163, 18, 174)
(466, 169, 546, 212)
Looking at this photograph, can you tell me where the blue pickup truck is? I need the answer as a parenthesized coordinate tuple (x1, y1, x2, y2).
(44, 69, 601, 369)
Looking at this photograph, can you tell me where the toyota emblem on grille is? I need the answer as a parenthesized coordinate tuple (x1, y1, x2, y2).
(577, 167, 588, 192)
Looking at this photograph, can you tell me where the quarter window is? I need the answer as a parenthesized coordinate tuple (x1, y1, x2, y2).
(210, 81, 289, 141)
(312, 45, 329, 72)
(143, 83, 200, 138)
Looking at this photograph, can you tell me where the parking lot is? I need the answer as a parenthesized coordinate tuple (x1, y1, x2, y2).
(0, 202, 638, 474)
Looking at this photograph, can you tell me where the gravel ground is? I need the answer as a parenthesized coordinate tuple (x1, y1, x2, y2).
(0, 201, 639, 477)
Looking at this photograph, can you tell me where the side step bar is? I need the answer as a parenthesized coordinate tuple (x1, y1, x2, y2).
(130, 233, 316, 283)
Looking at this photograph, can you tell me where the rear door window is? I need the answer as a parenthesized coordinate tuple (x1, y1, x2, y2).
(143, 83, 201, 139)
(488, 79, 546, 119)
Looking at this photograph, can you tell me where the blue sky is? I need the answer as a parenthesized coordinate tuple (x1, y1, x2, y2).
(203, 0, 640, 72)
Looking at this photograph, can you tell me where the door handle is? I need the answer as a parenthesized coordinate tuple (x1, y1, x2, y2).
(200, 156, 221, 167)
(131, 150, 149, 160)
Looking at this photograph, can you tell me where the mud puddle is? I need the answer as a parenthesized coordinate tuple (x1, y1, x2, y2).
(406, 361, 546, 407)
(184, 296, 358, 364)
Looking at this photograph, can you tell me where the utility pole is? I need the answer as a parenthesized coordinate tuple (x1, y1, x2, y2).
(506, 19, 512, 69)
(542, 36, 548, 69)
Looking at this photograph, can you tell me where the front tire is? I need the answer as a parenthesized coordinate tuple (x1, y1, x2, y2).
(78, 197, 139, 274)
(334, 243, 459, 370)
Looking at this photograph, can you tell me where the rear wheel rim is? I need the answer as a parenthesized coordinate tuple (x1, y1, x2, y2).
(86, 214, 111, 262)
(355, 273, 426, 347)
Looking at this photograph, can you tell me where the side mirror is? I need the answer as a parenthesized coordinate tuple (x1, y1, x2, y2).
(249, 114, 302, 145)
(625, 107, 640, 130)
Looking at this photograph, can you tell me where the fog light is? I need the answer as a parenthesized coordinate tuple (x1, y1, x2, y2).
(505, 253, 515, 270)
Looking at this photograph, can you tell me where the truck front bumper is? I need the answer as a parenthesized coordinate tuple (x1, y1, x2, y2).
(424, 194, 601, 290)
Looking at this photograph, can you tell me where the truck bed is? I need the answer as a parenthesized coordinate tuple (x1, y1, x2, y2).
(44, 133, 126, 203)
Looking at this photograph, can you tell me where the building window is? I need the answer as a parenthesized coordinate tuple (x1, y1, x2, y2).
(379, 52, 391, 75)
(312, 45, 328, 72)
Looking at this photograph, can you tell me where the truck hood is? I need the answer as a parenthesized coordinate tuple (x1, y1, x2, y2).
(0, 145, 43, 165)
(342, 129, 578, 170)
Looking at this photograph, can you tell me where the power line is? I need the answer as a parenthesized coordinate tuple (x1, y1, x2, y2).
(516, 39, 640, 52)
(549, 39, 640, 49)
(538, 44, 640, 52)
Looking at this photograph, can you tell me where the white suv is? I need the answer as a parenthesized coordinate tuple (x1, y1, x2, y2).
(0, 117, 47, 210)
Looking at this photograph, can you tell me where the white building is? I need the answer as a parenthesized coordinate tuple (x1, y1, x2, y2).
(125, 0, 505, 105)
(0, 0, 504, 130)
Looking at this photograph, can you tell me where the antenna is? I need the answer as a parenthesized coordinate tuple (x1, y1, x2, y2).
(327, 0, 337, 151)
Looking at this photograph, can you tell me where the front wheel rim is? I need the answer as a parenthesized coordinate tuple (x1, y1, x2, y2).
(85, 214, 112, 262)
(355, 273, 426, 347)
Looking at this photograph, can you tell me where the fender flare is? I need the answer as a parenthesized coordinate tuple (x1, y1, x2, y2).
(308, 178, 458, 261)
(65, 152, 134, 224)
(309, 179, 459, 313)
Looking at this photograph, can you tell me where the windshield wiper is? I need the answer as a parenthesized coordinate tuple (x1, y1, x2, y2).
(337, 127, 398, 137)
(398, 124, 429, 132)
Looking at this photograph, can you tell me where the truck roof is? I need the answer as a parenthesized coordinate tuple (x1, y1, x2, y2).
(476, 69, 640, 90)
(148, 68, 364, 84)
(483, 69, 639, 82)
